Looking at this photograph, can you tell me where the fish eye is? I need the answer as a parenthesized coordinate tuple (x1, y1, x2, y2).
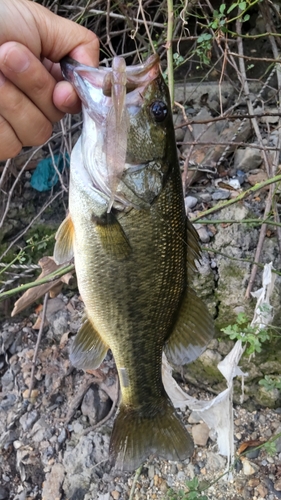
(150, 101, 168, 122)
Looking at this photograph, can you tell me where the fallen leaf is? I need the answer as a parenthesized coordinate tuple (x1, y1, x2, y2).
(238, 439, 264, 455)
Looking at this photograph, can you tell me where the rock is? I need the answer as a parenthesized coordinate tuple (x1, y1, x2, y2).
(81, 386, 111, 425)
(199, 349, 222, 367)
(247, 170, 267, 186)
(274, 479, 281, 491)
(0, 486, 9, 500)
(234, 147, 262, 172)
(42, 463, 65, 500)
(197, 226, 211, 243)
(242, 458, 256, 475)
(205, 451, 226, 471)
(192, 423, 210, 446)
(256, 483, 268, 497)
(20, 410, 39, 432)
(1, 369, 14, 392)
(185, 196, 198, 210)
(212, 190, 230, 200)
(111, 491, 120, 500)
(248, 478, 260, 487)
(58, 428, 67, 445)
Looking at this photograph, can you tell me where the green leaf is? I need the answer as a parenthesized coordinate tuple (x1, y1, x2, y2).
(219, 4, 226, 14)
(227, 3, 238, 13)
(243, 13, 250, 21)
(239, 1, 247, 10)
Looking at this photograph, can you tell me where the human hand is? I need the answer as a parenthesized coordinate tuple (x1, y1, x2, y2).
(0, 0, 99, 160)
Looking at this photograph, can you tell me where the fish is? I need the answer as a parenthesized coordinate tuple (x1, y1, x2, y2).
(54, 54, 214, 471)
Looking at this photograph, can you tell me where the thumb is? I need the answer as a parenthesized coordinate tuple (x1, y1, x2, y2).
(22, 0, 99, 66)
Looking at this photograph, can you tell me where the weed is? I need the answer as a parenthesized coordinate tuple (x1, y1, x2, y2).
(166, 477, 209, 500)
(221, 312, 270, 356)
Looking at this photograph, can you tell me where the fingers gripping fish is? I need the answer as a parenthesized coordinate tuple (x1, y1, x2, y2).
(54, 55, 214, 471)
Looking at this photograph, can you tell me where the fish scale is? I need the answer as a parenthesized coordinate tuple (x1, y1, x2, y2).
(54, 54, 214, 471)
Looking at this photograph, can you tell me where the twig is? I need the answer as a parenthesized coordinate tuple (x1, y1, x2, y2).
(129, 464, 143, 500)
(81, 388, 118, 435)
(166, 0, 174, 103)
(27, 292, 49, 399)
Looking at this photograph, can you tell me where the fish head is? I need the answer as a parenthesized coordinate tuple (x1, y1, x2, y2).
(61, 55, 176, 210)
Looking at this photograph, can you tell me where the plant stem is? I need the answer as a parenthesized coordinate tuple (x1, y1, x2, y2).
(166, 0, 174, 104)
(192, 173, 281, 222)
(0, 263, 75, 302)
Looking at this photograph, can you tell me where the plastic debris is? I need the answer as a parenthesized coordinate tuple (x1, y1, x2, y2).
(31, 154, 69, 192)
(163, 262, 275, 474)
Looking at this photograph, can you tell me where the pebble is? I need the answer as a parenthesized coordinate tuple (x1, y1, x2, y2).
(243, 459, 257, 475)
(111, 491, 120, 500)
(72, 421, 84, 434)
(57, 428, 67, 445)
(256, 484, 268, 497)
(0, 486, 9, 500)
(212, 190, 230, 200)
(234, 146, 262, 171)
(192, 423, 210, 446)
(197, 226, 211, 243)
(274, 479, 281, 491)
(247, 170, 267, 186)
(185, 196, 198, 210)
(20, 411, 39, 432)
(248, 478, 260, 487)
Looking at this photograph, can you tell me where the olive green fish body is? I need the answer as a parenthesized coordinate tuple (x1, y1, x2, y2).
(55, 56, 214, 470)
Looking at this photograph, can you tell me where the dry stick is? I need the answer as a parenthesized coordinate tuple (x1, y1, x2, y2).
(48, 143, 68, 193)
(0, 158, 11, 191)
(166, 0, 174, 103)
(262, 3, 281, 259)
(62, 4, 165, 28)
(27, 292, 49, 400)
(235, 19, 274, 298)
(138, 0, 157, 55)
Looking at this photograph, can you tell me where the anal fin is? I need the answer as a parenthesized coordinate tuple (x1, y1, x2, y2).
(54, 214, 74, 264)
(70, 317, 108, 370)
(165, 287, 214, 366)
(92, 212, 131, 259)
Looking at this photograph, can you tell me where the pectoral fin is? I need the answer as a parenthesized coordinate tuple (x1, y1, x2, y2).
(53, 214, 74, 264)
(165, 287, 214, 366)
(92, 212, 131, 259)
(70, 317, 108, 370)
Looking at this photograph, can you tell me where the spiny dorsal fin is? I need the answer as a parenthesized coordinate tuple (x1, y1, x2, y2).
(70, 317, 108, 370)
(92, 212, 131, 259)
(54, 214, 74, 264)
(165, 287, 214, 366)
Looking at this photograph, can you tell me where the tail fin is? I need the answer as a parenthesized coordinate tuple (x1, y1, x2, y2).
(109, 398, 193, 471)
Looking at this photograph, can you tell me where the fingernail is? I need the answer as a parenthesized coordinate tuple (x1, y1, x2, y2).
(4, 47, 30, 73)
(0, 70, 6, 86)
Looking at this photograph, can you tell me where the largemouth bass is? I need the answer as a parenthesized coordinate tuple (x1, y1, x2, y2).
(54, 55, 214, 471)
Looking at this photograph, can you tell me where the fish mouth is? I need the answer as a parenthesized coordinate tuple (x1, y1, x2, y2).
(60, 54, 160, 111)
